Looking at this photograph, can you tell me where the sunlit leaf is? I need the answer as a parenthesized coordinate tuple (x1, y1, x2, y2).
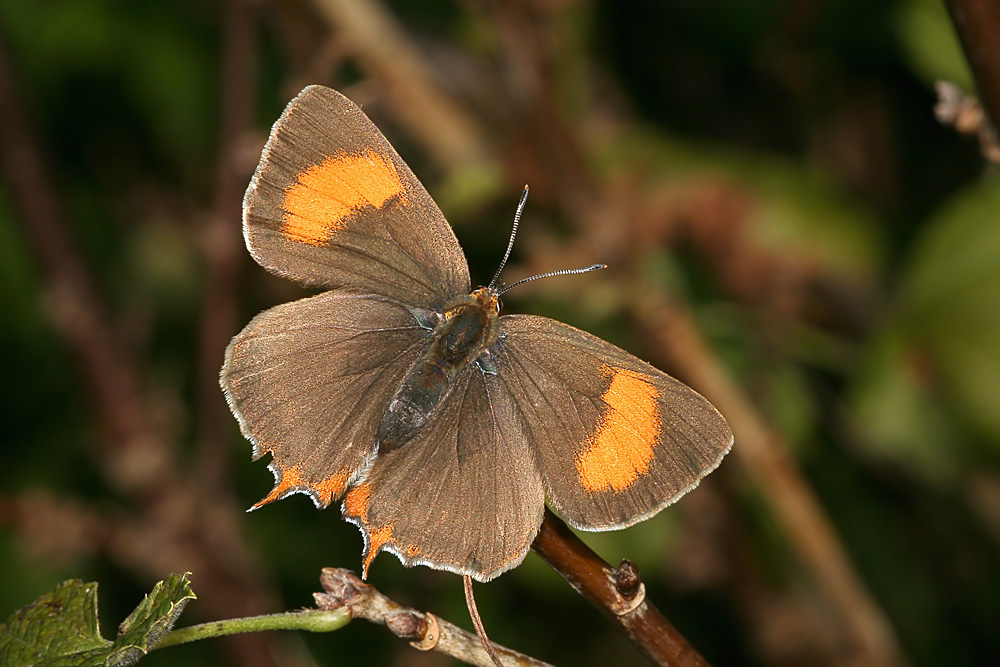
(0, 579, 109, 667)
(0, 574, 195, 667)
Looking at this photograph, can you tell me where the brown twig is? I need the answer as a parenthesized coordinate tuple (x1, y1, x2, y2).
(531, 510, 708, 667)
(933, 81, 1000, 162)
(629, 291, 901, 666)
(315, 568, 553, 667)
(945, 0, 1000, 136)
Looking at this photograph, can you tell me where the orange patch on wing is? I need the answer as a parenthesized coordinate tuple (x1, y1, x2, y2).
(344, 482, 372, 519)
(312, 470, 351, 507)
(253, 465, 305, 509)
(281, 149, 405, 246)
(362, 525, 393, 578)
(575, 368, 660, 493)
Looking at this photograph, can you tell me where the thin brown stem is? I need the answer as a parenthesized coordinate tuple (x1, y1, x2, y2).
(307, 0, 487, 171)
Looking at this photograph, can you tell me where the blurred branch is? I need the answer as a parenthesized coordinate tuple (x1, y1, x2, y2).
(630, 291, 901, 666)
(0, 33, 175, 498)
(531, 510, 708, 667)
(315, 568, 554, 667)
(945, 0, 1000, 138)
(0, 492, 110, 566)
(196, 0, 256, 490)
(307, 0, 489, 171)
(0, 19, 294, 667)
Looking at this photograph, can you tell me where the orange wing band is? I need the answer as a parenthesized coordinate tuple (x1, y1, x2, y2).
(575, 368, 660, 493)
(281, 149, 406, 246)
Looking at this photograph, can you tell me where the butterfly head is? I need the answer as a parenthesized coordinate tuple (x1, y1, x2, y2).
(472, 286, 501, 314)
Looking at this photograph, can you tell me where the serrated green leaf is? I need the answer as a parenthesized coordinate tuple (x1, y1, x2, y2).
(0, 574, 195, 667)
(0, 579, 110, 667)
(106, 573, 195, 667)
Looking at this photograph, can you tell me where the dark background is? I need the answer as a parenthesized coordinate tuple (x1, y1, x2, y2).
(1, 0, 998, 665)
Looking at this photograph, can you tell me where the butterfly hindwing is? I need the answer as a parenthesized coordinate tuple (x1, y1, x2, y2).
(244, 85, 470, 308)
(342, 368, 546, 582)
(221, 291, 431, 509)
(495, 314, 734, 531)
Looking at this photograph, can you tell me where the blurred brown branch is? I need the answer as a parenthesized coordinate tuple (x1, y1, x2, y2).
(0, 9, 296, 667)
(945, 0, 1000, 137)
(308, 0, 489, 171)
(631, 292, 900, 666)
(0, 41, 176, 500)
(196, 0, 256, 491)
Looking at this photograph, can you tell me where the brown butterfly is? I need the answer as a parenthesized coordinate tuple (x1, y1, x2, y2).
(221, 85, 733, 582)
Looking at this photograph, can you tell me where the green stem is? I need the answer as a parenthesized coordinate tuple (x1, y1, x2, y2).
(154, 608, 351, 650)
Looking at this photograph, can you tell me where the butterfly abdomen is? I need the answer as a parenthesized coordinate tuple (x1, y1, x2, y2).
(377, 288, 500, 452)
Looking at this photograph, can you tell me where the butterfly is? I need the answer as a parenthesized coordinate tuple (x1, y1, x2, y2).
(221, 85, 733, 582)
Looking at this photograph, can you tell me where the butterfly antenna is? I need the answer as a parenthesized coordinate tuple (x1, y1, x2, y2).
(464, 575, 505, 667)
(496, 263, 606, 296)
(488, 185, 530, 291)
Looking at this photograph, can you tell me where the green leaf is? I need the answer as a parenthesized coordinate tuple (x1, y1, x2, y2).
(898, 173, 1000, 441)
(0, 579, 110, 667)
(895, 0, 973, 90)
(0, 574, 195, 667)
(849, 329, 962, 483)
(106, 573, 196, 667)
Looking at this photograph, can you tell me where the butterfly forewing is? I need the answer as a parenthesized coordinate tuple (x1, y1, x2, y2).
(244, 85, 470, 308)
(221, 291, 431, 509)
(495, 315, 733, 531)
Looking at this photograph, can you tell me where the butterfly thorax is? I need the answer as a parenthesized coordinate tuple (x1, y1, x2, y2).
(376, 287, 500, 453)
